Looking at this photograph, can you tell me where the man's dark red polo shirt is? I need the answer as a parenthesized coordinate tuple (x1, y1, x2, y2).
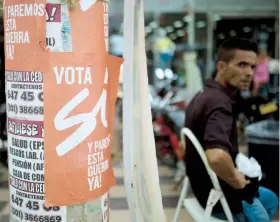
(184, 79, 243, 213)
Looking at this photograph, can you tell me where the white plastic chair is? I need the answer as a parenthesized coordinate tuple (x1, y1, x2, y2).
(172, 128, 234, 222)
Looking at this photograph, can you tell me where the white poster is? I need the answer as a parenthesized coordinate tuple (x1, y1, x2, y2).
(6, 70, 67, 222)
(46, 3, 63, 52)
(46, 0, 72, 52)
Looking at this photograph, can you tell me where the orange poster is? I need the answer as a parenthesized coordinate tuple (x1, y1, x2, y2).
(44, 54, 122, 206)
(43, 1, 122, 206)
(5, 0, 47, 70)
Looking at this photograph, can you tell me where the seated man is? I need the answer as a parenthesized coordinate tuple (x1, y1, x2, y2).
(184, 37, 278, 222)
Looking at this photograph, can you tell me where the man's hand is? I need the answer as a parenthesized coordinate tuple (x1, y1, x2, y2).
(230, 171, 251, 190)
(206, 149, 251, 190)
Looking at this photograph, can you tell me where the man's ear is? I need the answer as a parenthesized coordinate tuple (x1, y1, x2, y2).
(217, 61, 227, 74)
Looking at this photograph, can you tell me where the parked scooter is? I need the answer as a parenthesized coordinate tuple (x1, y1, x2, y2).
(150, 74, 179, 168)
(150, 75, 195, 171)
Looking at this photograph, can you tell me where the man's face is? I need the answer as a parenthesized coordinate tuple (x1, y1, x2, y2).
(218, 49, 257, 91)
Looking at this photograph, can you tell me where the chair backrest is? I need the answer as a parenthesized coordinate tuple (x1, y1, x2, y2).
(181, 127, 234, 222)
(180, 128, 221, 189)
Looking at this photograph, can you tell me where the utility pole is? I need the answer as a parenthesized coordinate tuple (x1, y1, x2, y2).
(5, 0, 114, 221)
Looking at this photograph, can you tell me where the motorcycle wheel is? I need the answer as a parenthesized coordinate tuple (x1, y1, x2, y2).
(155, 143, 177, 168)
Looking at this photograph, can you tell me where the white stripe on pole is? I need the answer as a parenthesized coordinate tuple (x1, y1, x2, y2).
(123, 0, 167, 221)
(123, 0, 136, 220)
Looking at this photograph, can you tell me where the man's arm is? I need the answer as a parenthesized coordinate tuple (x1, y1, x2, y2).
(204, 107, 250, 189)
(206, 149, 250, 189)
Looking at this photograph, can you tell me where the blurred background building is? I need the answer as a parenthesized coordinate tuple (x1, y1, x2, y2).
(109, 0, 278, 83)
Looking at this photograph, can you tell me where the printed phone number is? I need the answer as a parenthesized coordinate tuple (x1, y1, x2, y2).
(7, 90, 43, 102)
(24, 214, 62, 222)
(8, 104, 43, 115)
(12, 207, 61, 222)
(12, 195, 60, 212)
(11, 195, 62, 221)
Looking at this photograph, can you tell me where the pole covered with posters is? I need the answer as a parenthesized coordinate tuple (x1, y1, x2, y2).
(4, 0, 122, 221)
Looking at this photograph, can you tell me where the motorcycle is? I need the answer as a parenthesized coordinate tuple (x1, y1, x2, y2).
(151, 81, 195, 170)
(150, 80, 178, 168)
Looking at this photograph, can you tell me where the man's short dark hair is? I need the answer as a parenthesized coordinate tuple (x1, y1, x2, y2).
(217, 37, 258, 63)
